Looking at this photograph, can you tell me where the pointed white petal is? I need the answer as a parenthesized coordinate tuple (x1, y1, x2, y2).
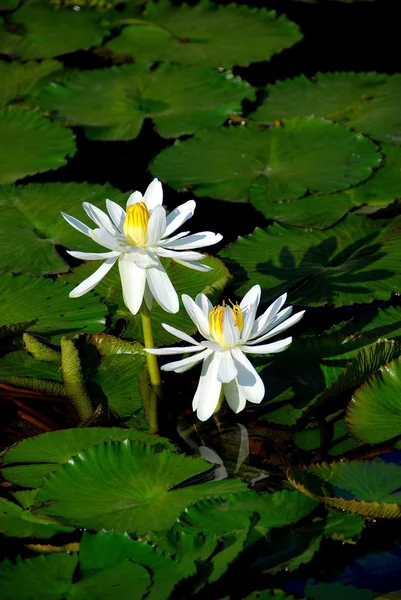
(251, 293, 287, 338)
(126, 190, 143, 207)
(161, 348, 211, 373)
(242, 337, 292, 354)
(146, 261, 179, 314)
(161, 231, 222, 250)
(164, 200, 196, 237)
(250, 306, 293, 340)
(69, 256, 118, 298)
(231, 347, 265, 404)
(146, 346, 204, 356)
(144, 178, 163, 210)
(222, 306, 240, 346)
(162, 323, 201, 346)
(147, 204, 167, 246)
(91, 228, 123, 251)
(67, 250, 120, 261)
(216, 350, 237, 383)
(126, 247, 159, 269)
(118, 254, 146, 315)
(223, 379, 247, 414)
(82, 202, 116, 235)
(240, 285, 261, 341)
(195, 293, 212, 319)
(61, 212, 92, 237)
(172, 258, 213, 272)
(155, 247, 205, 261)
(193, 353, 222, 421)
(106, 199, 126, 232)
(182, 294, 211, 339)
(249, 311, 304, 345)
(159, 230, 190, 244)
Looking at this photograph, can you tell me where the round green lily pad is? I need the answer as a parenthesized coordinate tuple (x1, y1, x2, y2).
(151, 119, 380, 204)
(250, 72, 401, 144)
(106, 0, 302, 68)
(0, 59, 63, 108)
(38, 64, 254, 140)
(0, 110, 76, 184)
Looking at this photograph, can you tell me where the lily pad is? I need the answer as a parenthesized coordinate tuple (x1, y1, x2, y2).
(250, 72, 401, 144)
(347, 356, 401, 444)
(0, 110, 76, 184)
(0, 183, 127, 275)
(293, 414, 360, 456)
(306, 584, 375, 600)
(220, 214, 401, 307)
(0, 274, 106, 343)
(0, 59, 63, 108)
(0, 496, 74, 539)
(106, 0, 302, 68)
(34, 440, 245, 533)
(61, 255, 231, 345)
(329, 306, 401, 341)
(38, 64, 254, 140)
(151, 119, 380, 204)
(288, 460, 401, 518)
(0, 1, 112, 59)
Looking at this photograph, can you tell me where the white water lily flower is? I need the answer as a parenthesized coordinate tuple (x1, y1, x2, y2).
(146, 285, 305, 421)
(61, 179, 222, 315)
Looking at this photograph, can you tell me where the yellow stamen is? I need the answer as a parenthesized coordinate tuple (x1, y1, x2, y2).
(209, 300, 243, 347)
(123, 202, 149, 247)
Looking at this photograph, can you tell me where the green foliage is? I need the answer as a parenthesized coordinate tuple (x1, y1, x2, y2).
(0, 496, 74, 538)
(0, 60, 63, 108)
(38, 64, 254, 140)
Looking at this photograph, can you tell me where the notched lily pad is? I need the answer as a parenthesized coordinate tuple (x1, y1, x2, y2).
(0, 59, 63, 108)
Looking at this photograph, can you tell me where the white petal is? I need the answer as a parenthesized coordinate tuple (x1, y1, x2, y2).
(147, 204, 167, 246)
(160, 230, 190, 244)
(126, 190, 143, 207)
(106, 199, 126, 232)
(240, 285, 261, 341)
(216, 350, 237, 383)
(231, 347, 265, 404)
(127, 247, 159, 269)
(118, 254, 146, 315)
(182, 294, 211, 339)
(164, 200, 196, 237)
(195, 293, 212, 319)
(242, 337, 292, 354)
(155, 247, 205, 261)
(162, 323, 201, 346)
(172, 258, 213, 272)
(146, 261, 179, 313)
(69, 256, 118, 297)
(251, 293, 287, 338)
(249, 311, 305, 345)
(223, 379, 247, 414)
(82, 202, 116, 235)
(146, 346, 204, 356)
(161, 231, 223, 250)
(61, 212, 92, 237)
(161, 348, 211, 373)
(250, 306, 293, 340)
(193, 353, 222, 421)
(91, 228, 123, 251)
(144, 178, 163, 210)
(67, 250, 120, 261)
(222, 306, 240, 346)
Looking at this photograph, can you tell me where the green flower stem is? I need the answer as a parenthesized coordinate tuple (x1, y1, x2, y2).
(141, 301, 162, 433)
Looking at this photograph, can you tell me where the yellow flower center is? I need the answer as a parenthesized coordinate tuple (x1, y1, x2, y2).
(123, 202, 149, 247)
(209, 301, 243, 347)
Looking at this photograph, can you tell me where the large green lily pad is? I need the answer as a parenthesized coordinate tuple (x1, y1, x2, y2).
(0, 1, 112, 59)
(62, 255, 231, 345)
(250, 72, 401, 144)
(220, 214, 401, 307)
(0, 496, 74, 539)
(0, 274, 106, 343)
(34, 440, 245, 533)
(0, 183, 126, 275)
(0, 59, 63, 108)
(0, 110, 76, 184)
(329, 305, 401, 341)
(106, 0, 302, 68)
(151, 119, 380, 204)
(38, 64, 254, 140)
(288, 460, 401, 518)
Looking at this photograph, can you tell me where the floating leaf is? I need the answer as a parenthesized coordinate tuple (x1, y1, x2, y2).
(1, 427, 173, 488)
(288, 460, 401, 518)
(106, 0, 302, 68)
(61, 255, 231, 345)
(152, 119, 380, 204)
(0, 348, 63, 385)
(38, 64, 254, 140)
(305, 584, 375, 600)
(0, 274, 106, 343)
(329, 306, 401, 342)
(0, 110, 76, 184)
(250, 72, 401, 144)
(0, 60, 63, 108)
(293, 413, 360, 456)
(34, 440, 245, 533)
(322, 511, 365, 542)
(0, 182, 127, 275)
(0, 496, 74, 538)
(0, 1, 112, 59)
(220, 214, 401, 307)
(347, 356, 401, 444)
